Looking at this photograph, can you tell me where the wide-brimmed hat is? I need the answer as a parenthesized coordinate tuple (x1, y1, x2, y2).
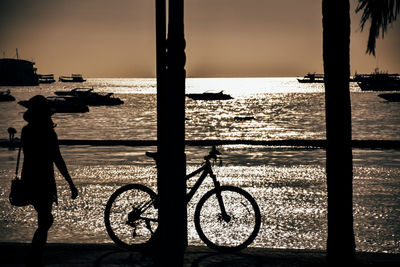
(23, 95, 53, 122)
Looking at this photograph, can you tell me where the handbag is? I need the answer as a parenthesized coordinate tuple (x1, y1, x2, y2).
(9, 143, 30, 207)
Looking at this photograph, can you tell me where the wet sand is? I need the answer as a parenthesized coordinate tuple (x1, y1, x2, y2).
(1, 243, 399, 266)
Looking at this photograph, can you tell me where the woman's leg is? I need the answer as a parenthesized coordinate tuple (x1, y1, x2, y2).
(30, 201, 53, 264)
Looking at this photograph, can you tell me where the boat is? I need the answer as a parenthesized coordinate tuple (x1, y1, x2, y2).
(59, 74, 86, 83)
(38, 74, 56, 84)
(54, 87, 124, 106)
(358, 80, 400, 91)
(297, 73, 324, 83)
(18, 96, 89, 113)
(0, 90, 15, 101)
(45, 96, 89, 112)
(352, 69, 400, 82)
(354, 69, 400, 91)
(186, 91, 233, 100)
(378, 93, 400, 102)
(234, 116, 255, 121)
(54, 87, 94, 96)
(0, 52, 39, 86)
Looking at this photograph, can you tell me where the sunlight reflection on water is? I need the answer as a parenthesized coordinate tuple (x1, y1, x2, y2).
(1, 149, 399, 253)
(1, 78, 398, 141)
(0, 78, 399, 253)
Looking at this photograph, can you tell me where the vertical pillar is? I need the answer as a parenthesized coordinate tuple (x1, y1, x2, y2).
(322, 0, 355, 263)
(155, 0, 187, 265)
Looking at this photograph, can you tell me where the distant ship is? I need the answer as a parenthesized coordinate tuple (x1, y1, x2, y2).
(186, 91, 233, 100)
(59, 74, 86, 83)
(297, 73, 324, 83)
(355, 69, 400, 91)
(38, 74, 56, 84)
(54, 87, 124, 106)
(378, 93, 400, 102)
(0, 50, 39, 86)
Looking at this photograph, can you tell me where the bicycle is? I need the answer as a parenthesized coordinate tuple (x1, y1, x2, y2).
(104, 146, 261, 252)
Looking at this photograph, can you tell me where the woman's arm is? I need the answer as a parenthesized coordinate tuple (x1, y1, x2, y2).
(53, 135, 78, 199)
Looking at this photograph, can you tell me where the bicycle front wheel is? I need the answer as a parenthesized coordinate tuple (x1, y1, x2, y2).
(104, 184, 158, 250)
(194, 186, 261, 252)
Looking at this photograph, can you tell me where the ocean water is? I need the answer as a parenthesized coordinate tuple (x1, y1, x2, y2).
(0, 78, 399, 253)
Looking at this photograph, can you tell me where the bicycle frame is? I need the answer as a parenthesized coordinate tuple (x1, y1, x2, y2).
(185, 160, 212, 204)
(148, 150, 230, 220)
(184, 159, 230, 220)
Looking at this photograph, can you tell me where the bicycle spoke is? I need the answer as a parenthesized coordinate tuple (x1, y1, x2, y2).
(195, 186, 261, 251)
(105, 184, 159, 248)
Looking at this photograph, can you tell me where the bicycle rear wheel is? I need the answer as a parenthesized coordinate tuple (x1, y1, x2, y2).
(104, 184, 158, 250)
(194, 186, 261, 252)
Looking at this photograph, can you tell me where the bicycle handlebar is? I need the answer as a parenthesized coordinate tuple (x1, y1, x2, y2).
(146, 146, 221, 162)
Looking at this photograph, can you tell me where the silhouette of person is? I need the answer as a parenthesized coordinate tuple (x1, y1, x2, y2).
(20, 95, 78, 265)
(8, 127, 16, 143)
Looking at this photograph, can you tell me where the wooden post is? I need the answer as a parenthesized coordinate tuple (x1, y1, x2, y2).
(322, 0, 355, 263)
(155, 0, 187, 265)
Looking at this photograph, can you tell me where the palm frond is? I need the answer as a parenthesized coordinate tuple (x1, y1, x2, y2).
(356, 0, 400, 55)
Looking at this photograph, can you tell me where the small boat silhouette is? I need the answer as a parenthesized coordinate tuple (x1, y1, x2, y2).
(54, 87, 124, 106)
(59, 74, 86, 83)
(297, 73, 324, 83)
(186, 91, 233, 100)
(18, 96, 89, 113)
(0, 90, 16, 102)
(378, 93, 400, 102)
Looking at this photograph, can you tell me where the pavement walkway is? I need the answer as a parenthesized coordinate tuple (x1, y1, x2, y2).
(1, 243, 399, 266)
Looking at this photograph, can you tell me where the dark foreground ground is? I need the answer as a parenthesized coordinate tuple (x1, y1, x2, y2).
(1, 243, 399, 266)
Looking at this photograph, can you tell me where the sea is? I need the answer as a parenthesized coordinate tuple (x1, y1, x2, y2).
(0, 77, 399, 253)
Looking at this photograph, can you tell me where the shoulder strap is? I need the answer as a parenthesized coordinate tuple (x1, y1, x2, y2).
(15, 140, 22, 178)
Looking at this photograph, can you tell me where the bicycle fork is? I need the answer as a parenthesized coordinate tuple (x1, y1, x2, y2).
(211, 174, 231, 223)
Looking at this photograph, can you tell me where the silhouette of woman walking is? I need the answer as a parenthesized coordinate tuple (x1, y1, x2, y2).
(21, 95, 78, 265)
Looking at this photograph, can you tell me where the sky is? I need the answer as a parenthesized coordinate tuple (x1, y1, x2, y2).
(0, 0, 399, 78)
